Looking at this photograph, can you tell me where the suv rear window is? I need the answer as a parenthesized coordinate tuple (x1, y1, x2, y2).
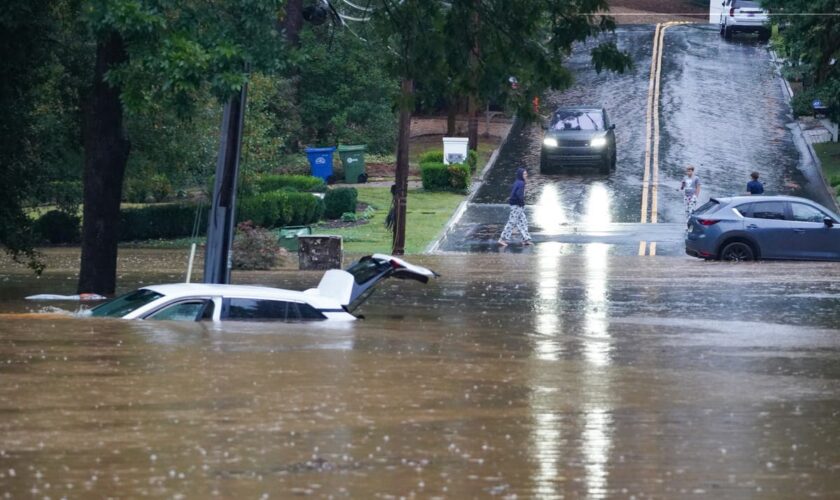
(693, 200, 721, 216)
(738, 201, 786, 220)
(223, 298, 325, 321)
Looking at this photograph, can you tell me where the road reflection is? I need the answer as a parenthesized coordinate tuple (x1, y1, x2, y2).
(533, 183, 569, 235)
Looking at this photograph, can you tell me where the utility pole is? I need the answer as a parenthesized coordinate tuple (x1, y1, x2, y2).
(391, 78, 414, 255)
(203, 85, 247, 284)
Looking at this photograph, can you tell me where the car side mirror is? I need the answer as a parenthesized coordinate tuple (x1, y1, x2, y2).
(824, 217, 834, 227)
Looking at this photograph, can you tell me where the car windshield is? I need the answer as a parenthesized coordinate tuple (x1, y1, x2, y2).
(90, 289, 163, 317)
(551, 110, 604, 131)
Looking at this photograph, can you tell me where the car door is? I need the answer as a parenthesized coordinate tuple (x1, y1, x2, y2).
(741, 201, 791, 259)
(788, 202, 840, 260)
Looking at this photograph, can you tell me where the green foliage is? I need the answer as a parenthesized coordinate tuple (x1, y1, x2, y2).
(119, 204, 206, 242)
(762, 0, 840, 121)
(232, 221, 284, 270)
(324, 187, 358, 219)
(341, 212, 358, 222)
(237, 191, 324, 228)
(420, 162, 450, 190)
(293, 30, 398, 154)
(149, 174, 173, 202)
(33, 210, 81, 245)
(254, 174, 326, 193)
(830, 174, 840, 188)
(419, 150, 444, 164)
(124, 177, 153, 203)
(46, 181, 84, 215)
(447, 163, 471, 190)
(421, 161, 471, 192)
(791, 87, 827, 117)
(467, 150, 478, 172)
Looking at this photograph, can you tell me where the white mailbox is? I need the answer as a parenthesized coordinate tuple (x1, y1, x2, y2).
(442, 137, 469, 165)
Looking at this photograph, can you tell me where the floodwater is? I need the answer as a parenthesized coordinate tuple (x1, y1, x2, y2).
(2, 250, 840, 497)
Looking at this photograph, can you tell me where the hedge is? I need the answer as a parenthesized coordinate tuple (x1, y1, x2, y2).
(324, 187, 358, 219)
(34, 210, 80, 244)
(253, 174, 326, 193)
(420, 161, 471, 192)
(119, 203, 206, 242)
(419, 149, 478, 172)
(237, 191, 324, 228)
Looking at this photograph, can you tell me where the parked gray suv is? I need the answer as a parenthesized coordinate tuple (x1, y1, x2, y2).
(685, 196, 840, 261)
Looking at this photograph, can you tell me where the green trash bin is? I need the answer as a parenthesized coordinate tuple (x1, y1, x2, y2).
(338, 145, 367, 184)
(277, 225, 312, 252)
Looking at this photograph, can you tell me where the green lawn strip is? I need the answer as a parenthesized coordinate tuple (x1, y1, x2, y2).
(814, 142, 840, 205)
(312, 187, 465, 254)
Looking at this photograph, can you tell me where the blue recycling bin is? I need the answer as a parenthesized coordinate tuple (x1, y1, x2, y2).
(305, 147, 336, 182)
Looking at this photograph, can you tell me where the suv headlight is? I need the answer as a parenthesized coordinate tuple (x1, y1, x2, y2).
(543, 137, 558, 148)
(590, 137, 607, 148)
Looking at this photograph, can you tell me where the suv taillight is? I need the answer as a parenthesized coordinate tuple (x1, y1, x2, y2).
(730, 7, 735, 16)
(698, 219, 719, 226)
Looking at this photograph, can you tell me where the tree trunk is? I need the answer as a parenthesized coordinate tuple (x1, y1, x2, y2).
(77, 31, 130, 295)
(283, 0, 304, 46)
(446, 102, 458, 136)
(467, 93, 479, 151)
(392, 78, 413, 256)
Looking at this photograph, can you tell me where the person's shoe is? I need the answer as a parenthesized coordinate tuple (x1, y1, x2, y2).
(497, 239, 508, 247)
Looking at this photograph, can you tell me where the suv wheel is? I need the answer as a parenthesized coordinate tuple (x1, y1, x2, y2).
(719, 24, 725, 36)
(758, 29, 770, 42)
(720, 241, 755, 262)
(724, 25, 733, 40)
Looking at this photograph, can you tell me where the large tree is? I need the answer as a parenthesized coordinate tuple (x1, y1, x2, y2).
(77, 0, 284, 294)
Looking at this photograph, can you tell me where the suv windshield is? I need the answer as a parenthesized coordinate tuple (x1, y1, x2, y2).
(90, 289, 163, 317)
(551, 110, 604, 131)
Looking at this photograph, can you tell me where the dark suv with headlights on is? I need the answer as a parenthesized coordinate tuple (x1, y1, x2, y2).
(540, 107, 616, 174)
(685, 195, 840, 261)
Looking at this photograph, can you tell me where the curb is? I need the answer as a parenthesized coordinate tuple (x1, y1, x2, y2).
(425, 117, 519, 253)
(770, 50, 840, 213)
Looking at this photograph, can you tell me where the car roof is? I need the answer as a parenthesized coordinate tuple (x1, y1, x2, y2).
(713, 195, 838, 214)
(141, 283, 313, 302)
(553, 106, 604, 113)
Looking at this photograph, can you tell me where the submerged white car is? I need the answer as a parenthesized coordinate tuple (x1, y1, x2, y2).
(87, 254, 437, 322)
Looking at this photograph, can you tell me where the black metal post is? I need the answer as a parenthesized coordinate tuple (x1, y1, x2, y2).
(204, 84, 248, 284)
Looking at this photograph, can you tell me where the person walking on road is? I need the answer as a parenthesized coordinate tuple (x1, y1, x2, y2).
(680, 165, 701, 221)
(747, 171, 764, 195)
(498, 167, 532, 247)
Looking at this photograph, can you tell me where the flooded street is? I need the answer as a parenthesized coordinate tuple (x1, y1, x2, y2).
(3, 252, 840, 497)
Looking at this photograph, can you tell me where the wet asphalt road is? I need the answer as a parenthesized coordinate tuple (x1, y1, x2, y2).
(439, 24, 829, 254)
(2, 253, 840, 497)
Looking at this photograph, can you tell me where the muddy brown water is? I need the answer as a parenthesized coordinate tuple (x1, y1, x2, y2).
(2, 249, 840, 497)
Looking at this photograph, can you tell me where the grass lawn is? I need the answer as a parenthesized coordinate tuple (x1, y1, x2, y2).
(312, 187, 465, 254)
(814, 141, 840, 204)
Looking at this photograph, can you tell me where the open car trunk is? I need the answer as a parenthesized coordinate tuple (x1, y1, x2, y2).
(307, 254, 438, 313)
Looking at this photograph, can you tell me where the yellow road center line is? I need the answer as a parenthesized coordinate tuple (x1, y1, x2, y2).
(650, 242, 657, 256)
(651, 23, 669, 225)
(640, 23, 661, 225)
(638, 240, 647, 256)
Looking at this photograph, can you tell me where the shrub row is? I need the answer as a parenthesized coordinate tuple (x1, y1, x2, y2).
(253, 174, 326, 193)
(324, 187, 358, 219)
(420, 162, 471, 192)
(33, 210, 81, 244)
(237, 191, 325, 228)
(419, 149, 478, 172)
(119, 203, 207, 242)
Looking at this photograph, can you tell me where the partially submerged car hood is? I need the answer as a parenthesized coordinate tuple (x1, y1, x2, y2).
(306, 254, 438, 312)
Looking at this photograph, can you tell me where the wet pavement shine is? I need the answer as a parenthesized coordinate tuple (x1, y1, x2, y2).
(2, 253, 840, 497)
(440, 25, 827, 254)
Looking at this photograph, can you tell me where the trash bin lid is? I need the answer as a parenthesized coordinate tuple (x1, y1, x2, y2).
(305, 146, 337, 153)
(338, 145, 366, 152)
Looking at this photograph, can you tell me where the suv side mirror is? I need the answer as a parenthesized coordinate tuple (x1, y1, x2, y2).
(824, 217, 834, 227)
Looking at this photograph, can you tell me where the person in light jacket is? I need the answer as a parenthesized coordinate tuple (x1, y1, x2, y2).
(498, 167, 532, 247)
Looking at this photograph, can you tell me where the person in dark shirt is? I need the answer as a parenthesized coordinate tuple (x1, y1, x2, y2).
(747, 171, 764, 195)
(498, 167, 532, 247)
